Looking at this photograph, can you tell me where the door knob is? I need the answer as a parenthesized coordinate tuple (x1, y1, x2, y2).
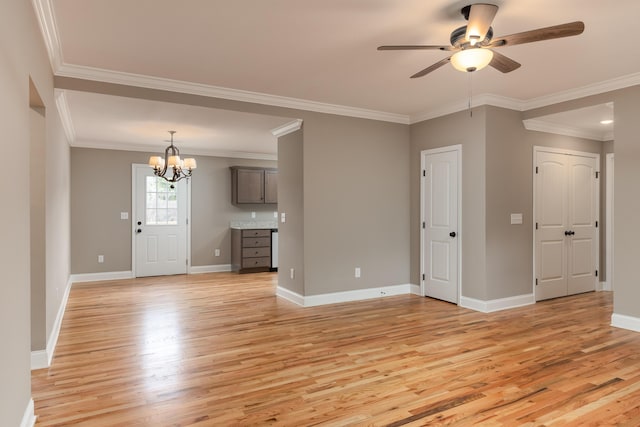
(137, 221, 142, 226)
(449, 231, 457, 237)
(137, 228, 142, 234)
(565, 230, 570, 236)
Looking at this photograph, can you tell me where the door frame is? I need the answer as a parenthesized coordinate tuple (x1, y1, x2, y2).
(605, 153, 614, 291)
(131, 163, 192, 277)
(532, 146, 600, 299)
(420, 145, 462, 303)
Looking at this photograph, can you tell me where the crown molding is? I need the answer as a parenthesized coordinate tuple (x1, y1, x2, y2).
(32, 0, 62, 71)
(523, 119, 609, 142)
(409, 93, 525, 124)
(54, 89, 76, 143)
(70, 139, 277, 161)
(56, 63, 410, 124)
(271, 119, 303, 138)
(522, 72, 640, 111)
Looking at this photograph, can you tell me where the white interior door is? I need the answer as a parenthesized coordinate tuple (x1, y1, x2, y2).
(567, 155, 598, 294)
(535, 149, 598, 301)
(422, 147, 460, 304)
(535, 151, 569, 300)
(134, 165, 188, 277)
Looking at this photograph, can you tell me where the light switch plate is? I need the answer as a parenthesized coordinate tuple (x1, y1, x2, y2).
(120, 212, 128, 220)
(510, 213, 523, 225)
(281, 212, 286, 223)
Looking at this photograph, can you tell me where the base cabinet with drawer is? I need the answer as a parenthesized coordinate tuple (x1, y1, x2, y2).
(231, 228, 273, 273)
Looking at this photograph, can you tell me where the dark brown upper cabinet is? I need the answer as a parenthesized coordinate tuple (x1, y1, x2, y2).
(230, 166, 278, 205)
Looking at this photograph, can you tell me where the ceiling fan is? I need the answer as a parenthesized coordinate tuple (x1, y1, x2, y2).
(378, 3, 585, 78)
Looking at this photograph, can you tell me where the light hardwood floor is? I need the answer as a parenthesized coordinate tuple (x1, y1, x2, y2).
(32, 272, 640, 426)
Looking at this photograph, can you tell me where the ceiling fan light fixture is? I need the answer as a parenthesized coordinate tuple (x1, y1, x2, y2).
(451, 48, 493, 72)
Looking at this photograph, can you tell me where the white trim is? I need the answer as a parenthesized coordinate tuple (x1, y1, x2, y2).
(598, 281, 611, 292)
(277, 284, 414, 307)
(54, 89, 76, 143)
(276, 286, 305, 306)
(271, 119, 303, 138)
(31, 276, 73, 369)
(71, 137, 277, 161)
(420, 145, 462, 304)
(55, 63, 409, 124)
(409, 284, 421, 295)
(410, 93, 522, 124)
(523, 119, 610, 142)
(522, 72, 640, 111)
(189, 264, 232, 274)
(70, 270, 134, 283)
(20, 398, 36, 427)
(31, 351, 48, 370)
(606, 153, 614, 292)
(611, 313, 640, 332)
(31, 0, 62, 71)
(459, 294, 535, 313)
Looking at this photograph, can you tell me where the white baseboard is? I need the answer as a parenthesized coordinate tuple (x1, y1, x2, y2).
(32, 276, 73, 370)
(189, 264, 232, 274)
(598, 281, 612, 291)
(277, 284, 415, 307)
(276, 286, 305, 306)
(611, 313, 640, 332)
(20, 398, 36, 427)
(410, 284, 421, 295)
(460, 293, 535, 313)
(70, 270, 134, 283)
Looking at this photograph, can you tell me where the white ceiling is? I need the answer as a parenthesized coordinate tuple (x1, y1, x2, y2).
(38, 1, 636, 153)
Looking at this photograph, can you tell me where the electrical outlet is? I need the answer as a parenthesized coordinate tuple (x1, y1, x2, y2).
(281, 212, 286, 223)
(273, 211, 278, 218)
(214, 249, 220, 257)
(290, 268, 295, 279)
(355, 267, 361, 278)
(120, 212, 128, 220)
(98, 255, 104, 263)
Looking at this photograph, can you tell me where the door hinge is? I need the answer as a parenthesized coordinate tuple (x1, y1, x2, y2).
(422, 221, 426, 229)
(595, 171, 599, 179)
(423, 170, 426, 177)
(595, 269, 598, 277)
(595, 220, 598, 228)
(186, 259, 188, 266)
(535, 166, 539, 174)
(422, 273, 425, 281)
(186, 218, 189, 225)
(535, 278, 538, 286)
(535, 222, 538, 230)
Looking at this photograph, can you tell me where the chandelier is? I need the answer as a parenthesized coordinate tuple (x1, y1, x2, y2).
(148, 131, 197, 183)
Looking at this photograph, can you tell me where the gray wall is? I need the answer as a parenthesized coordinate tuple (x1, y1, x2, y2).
(58, 77, 412, 299)
(410, 108, 487, 299)
(485, 106, 603, 300)
(277, 128, 304, 294)
(410, 106, 606, 302)
(1, 0, 71, 423)
(70, 147, 276, 273)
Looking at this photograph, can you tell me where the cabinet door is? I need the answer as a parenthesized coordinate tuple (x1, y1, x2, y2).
(236, 169, 264, 203)
(264, 170, 278, 204)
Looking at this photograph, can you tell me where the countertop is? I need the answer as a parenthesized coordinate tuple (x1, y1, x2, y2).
(230, 220, 278, 230)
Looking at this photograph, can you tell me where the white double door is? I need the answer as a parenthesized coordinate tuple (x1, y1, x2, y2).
(421, 147, 460, 304)
(535, 149, 599, 301)
(134, 165, 188, 277)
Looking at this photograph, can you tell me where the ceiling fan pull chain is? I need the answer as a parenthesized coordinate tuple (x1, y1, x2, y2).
(468, 72, 473, 118)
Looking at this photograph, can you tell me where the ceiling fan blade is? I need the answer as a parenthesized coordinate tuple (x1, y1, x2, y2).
(378, 45, 453, 51)
(410, 57, 451, 78)
(490, 21, 585, 47)
(465, 3, 499, 44)
(489, 50, 521, 73)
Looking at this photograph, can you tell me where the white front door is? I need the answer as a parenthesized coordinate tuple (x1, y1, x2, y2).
(134, 165, 188, 277)
(535, 149, 598, 301)
(422, 147, 460, 304)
